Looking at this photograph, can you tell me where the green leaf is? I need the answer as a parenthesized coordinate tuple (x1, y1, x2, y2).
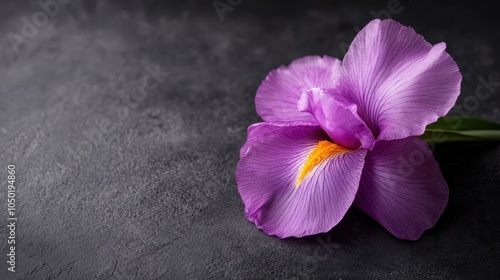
(422, 116, 500, 143)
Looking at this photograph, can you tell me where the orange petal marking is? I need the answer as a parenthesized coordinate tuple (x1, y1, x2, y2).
(296, 140, 350, 187)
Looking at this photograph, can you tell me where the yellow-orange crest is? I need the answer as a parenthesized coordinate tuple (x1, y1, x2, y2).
(296, 140, 350, 187)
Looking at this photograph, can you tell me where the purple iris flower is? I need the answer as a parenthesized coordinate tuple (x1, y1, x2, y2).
(236, 19, 462, 240)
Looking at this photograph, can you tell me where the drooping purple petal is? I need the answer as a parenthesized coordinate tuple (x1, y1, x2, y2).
(236, 123, 367, 238)
(298, 88, 374, 150)
(239, 121, 318, 158)
(354, 137, 449, 240)
(255, 56, 341, 122)
(336, 19, 462, 141)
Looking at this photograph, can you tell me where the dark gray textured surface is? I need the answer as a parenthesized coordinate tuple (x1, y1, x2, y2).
(0, 0, 499, 279)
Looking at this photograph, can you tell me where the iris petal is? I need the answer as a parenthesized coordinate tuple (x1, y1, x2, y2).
(239, 121, 318, 158)
(236, 122, 367, 238)
(255, 56, 341, 122)
(298, 88, 375, 150)
(336, 19, 462, 141)
(354, 137, 449, 240)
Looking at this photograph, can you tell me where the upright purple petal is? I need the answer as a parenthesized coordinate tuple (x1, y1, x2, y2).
(354, 137, 449, 240)
(236, 123, 367, 238)
(336, 19, 462, 141)
(298, 88, 374, 150)
(255, 56, 341, 122)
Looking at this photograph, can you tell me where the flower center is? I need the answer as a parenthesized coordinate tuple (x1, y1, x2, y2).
(296, 140, 350, 187)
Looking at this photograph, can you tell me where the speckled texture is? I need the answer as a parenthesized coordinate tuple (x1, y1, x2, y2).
(0, 0, 498, 279)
